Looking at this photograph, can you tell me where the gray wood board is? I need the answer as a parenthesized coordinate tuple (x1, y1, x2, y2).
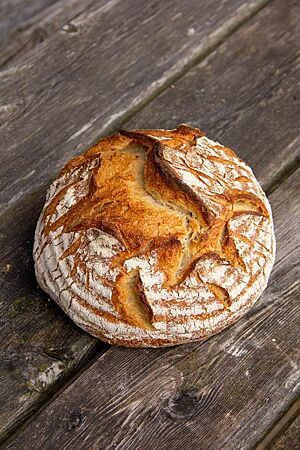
(0, 0, 58, 40)
(0, 0, 296, 443)
(127, 0, 300, 195)
(5, 168, 300, 450)
(0, 0, 271, 214)
(269, 414, 300, 449)
(0, 193, 106, 441)
(258, 399, 300, 449)
(0, 0, 100, 68)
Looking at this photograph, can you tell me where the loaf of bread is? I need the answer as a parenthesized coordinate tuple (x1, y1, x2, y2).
(34, 125, 275, 347)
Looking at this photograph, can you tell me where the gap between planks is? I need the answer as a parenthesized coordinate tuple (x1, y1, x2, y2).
(256, 397, 300, 449)
(4, 167, 300, 449)
(0, 0, 273, 214)
(0, 0, 296, 442)
(94, 0, 274, 139)
(2, 148, 298, 449)
(0, 0, 278, 442)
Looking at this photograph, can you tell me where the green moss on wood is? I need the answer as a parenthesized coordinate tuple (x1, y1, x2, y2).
(7, 294, 40, 318)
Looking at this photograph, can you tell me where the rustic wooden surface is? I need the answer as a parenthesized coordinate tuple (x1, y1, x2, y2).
(269, 413, 300, 449)
(0, 0, 100, 67)
(0, 0, 276, 443)
(257, 399, 300, 449)
(127, 0, 300, 195)
(0, 0, 58, 39)
(5, 168, 300, 449)
(1, 0, 300, 447)
(0, 0, 271, 212)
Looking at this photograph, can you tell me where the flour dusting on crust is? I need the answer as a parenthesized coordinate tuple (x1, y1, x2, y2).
(34, 125, 275, 347)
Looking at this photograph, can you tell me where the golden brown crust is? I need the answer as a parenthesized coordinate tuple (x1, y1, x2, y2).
(34, 125, 275, 347)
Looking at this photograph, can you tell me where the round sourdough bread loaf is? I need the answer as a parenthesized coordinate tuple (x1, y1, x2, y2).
(34, 125, 275, 347)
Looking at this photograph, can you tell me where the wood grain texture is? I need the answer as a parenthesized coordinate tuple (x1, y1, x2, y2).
(0, 0, 271, 214)
(0, 0, 100, 68)
(0, 0, 274, 442)
(3, 0, 300, 443)
(0, 0, 58, 39)
(127, 0, 300, 194)
(269, 414, 300, 449)
(257, 399, 300, 449)
(0, 193, 107, 442)
(5, 168, 300, 450)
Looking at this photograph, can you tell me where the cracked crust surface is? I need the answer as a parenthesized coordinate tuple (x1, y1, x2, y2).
(33, 124, 276, 347)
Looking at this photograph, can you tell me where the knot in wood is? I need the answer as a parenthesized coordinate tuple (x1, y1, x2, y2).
(165, 388, 199, 420)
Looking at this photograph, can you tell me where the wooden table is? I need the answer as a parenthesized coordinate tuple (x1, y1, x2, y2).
(0, 0, 299, 448)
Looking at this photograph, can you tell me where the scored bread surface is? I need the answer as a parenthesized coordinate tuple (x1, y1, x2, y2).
(34, 125, 275, 347)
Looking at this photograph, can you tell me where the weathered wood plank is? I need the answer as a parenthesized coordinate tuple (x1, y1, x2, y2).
(5, 167, 300, 450)
(0, 0, 271, 214)
(0, 0, 274, 442)
(0, 0, 57, 39)
(0, 0, 296, 443)
(127, 0, 300, 194)
(269, 413, 300, 449)
(257, 398, 300, 449)
(0, 196, 108, 443)
(0, 0, 99, 68)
